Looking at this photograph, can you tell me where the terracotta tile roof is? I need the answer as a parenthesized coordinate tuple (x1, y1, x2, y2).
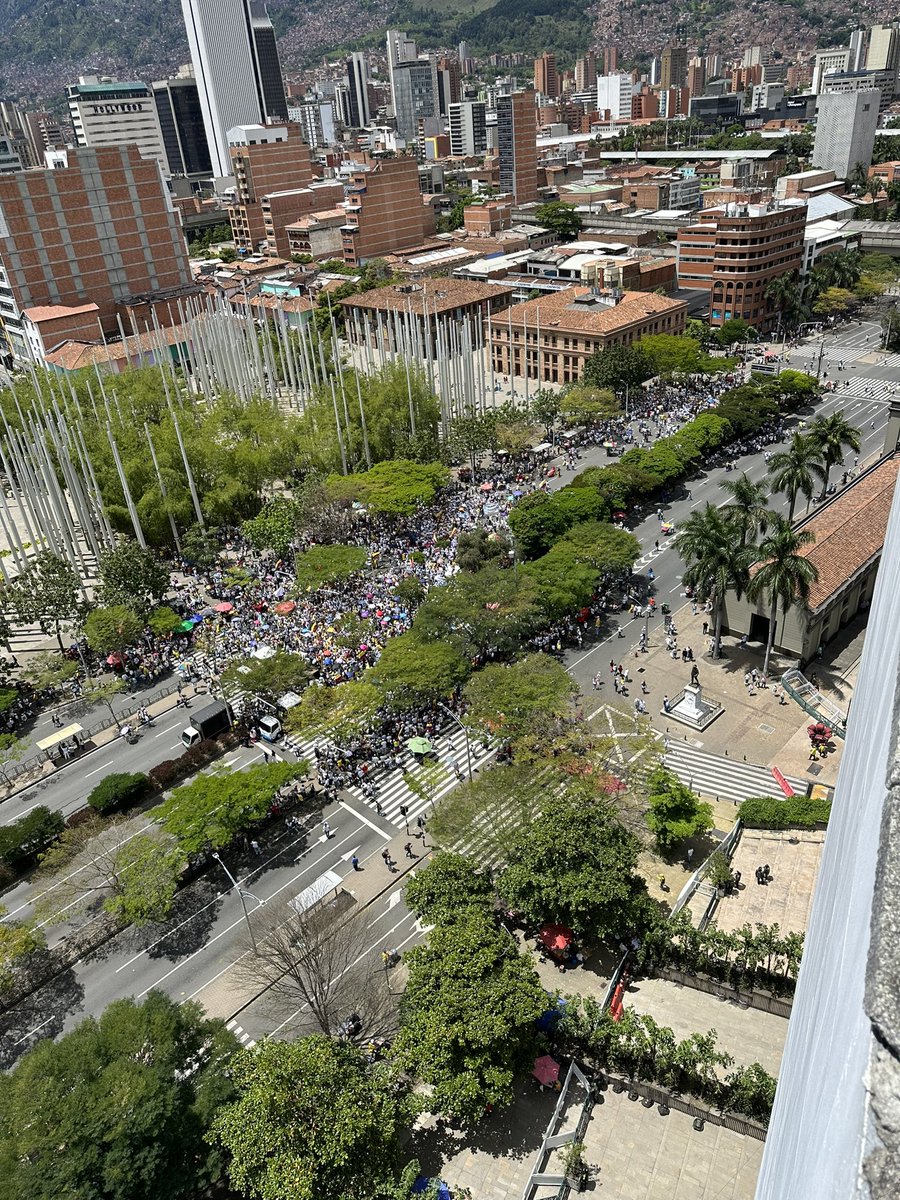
(798, 457, 900, 611)
(340, 277, 515, 316)
(23, 303, 100, 323)
(243, 293, 313, 313)
(43, 321, 190, 372)
(502, 285, 686, 334)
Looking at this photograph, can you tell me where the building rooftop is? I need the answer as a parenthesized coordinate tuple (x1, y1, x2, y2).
(502, 285, 686, 333)
(23, 302, 100, 324)
(43, 321, 190, 371)
(796, 456, 900, 611)
(339, 277, 515, 316)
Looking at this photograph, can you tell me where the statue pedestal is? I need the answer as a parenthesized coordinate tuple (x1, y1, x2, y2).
(664, 683, 723, 732)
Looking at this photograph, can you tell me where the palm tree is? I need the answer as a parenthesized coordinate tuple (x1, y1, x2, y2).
(720, 474, 771, 547)
(821, 248, 862, 290)
(747, 516, 819, 677)
(809, 412, 861, 496)
(767, 433, 827, 522)
(675, 504, 754, 658)
(764, 271, 802, 330)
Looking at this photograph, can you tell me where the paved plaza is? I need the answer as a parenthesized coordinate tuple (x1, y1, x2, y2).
(715, 829, 826, 934)
(623, 976, 788, 1076)
(577, 1086, 763, 1200)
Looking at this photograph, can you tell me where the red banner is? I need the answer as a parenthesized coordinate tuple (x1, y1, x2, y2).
(772, 767, 795, 797)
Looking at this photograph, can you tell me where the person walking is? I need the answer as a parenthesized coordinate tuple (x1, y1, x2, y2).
(404, 842, 416, 858)
(350, 854, 361, 871)
(322, 820, 332, 839)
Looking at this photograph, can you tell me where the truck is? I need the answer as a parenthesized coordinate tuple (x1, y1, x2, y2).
(181, 700, 232, 748)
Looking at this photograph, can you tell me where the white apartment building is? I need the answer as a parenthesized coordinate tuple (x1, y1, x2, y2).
(596, 73, 633, 120)
(449, 100, 487, 155)
(66, 77, 167, 166)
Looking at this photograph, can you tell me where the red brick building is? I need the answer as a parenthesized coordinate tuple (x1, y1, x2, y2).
(0, 144, 193, 362)
(341, 157, 434, 265)
(227, 123, 314, 254)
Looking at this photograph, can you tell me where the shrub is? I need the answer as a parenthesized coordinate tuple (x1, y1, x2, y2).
(149, 760, 180, 790)
(0, 806, 65, 870)
(87, 772, 150, 814)
(738, 794, 831, 829)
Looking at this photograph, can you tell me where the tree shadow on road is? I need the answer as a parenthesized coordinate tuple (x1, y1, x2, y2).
(0, 964, 84, 1069)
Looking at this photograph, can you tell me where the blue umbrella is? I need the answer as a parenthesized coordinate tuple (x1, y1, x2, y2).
(190, 614, 204, 624)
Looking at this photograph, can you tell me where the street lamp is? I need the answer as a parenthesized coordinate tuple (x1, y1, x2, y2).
(437, 700, 474, 782)
(212, 851, 266, 954)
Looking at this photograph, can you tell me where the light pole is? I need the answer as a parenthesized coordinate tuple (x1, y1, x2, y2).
(437, 700, 474, 782)
(212, 851, 266, 954)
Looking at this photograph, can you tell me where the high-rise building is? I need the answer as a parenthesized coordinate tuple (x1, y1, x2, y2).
(821, 68, 895, 107)
(181, 0, 287, 178)
(812, 47, 853, 93)
(346, 52, 371, 129)
(814, 89, 881, 177)
(687, 57, 707, 96)
(603, 46, 619, 74)
(849, 27, 867, 70)
(596, 73, 633, 120)
(340, 157, 431, 265)
(705, 54, 723, 79)
(676, 201, 805, 331)
(0, 144, 193, 361)
(534, 53, 559, 99)
(289, 100, 336, 148)
(660, 45, 688, 90)
(391, 58, 438, 141)
(448, 100, 487, 155)
(67, 76, 167, 167)
(436, 57, 462, 116)
(867, 22, 899, 73)
(575, 53, 598, 93)
(152, 69, 212, 178)
(227, 123, 313, 254)
(496, 91, 538, 204)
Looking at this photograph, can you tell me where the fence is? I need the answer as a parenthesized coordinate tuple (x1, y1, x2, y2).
(520, 1061, 595, 1200)
(594, 1071, 768, 1143)
(654, 965, 794, 1019)
(0, 679, 191, 794)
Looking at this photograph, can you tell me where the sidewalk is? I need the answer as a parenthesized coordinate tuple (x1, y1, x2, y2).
(194, 824, 421, 1022)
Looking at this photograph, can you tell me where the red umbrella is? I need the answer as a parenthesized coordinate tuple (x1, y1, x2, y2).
(274, 600, 296, 615)
(106, 652, 123, 666)
(215, 602, 234, 614)
(532, 1055, 561, 1087)
(538, 923, 574, 954)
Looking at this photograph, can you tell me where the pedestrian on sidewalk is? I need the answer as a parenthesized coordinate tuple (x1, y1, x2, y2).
(416, 815, 426, 838)
(381, 849, 396, 871)
(404, 842, 416, 858)
(351, 854, 361, 871)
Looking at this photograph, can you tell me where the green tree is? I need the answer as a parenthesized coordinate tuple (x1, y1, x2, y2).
(412, 564, 543, 657)
(764, 271, 803, 329)
(83, 604, 143, 655)
(638, 334, 728, 377)
(209, 1036, 412, 1200)
(156, 762, 303, 857)
(583, 343, 652, 394)
(535, 201, 583, 240)
(286, 678, 382, 741)
(0, 732, 25, 784)
(675, 504, 753, 658)
(403, 852, 494, 924)
(808, 412, 861, 496)
(6, 551, 82, 651)
(97, 541, 169, 615)
(392, 911, 546, 1123)
(0, 992, 237, 1200)
(455, 528, 511, 573)
(645, 767, 714, 851)
(446, 407, 498, 474)
(428, 763, 547, 864)
(720, 473, 771, 547)
(180, 525, 222, 567)
(767, 433, 827, 521)
(370, 634, 470, 709)
(293, 544, 368, 591)
(0, 904, 45, 993)
(221, 650, 312, 704)
(747, 516, 819, 677)
(326, 461, 449, 516)
(559, 520, 641, 575)
(716, 317, 755, 347)
(529, 388, 562, 437)
(813, 286, 856, 317)
(497, 784, 652, 940)
(508, 491, 570, 558)
(462, 653, 576, 739)
(148, 605, 184, 637)
(242, 498, 300, 559)
(523, 542, 600, 619)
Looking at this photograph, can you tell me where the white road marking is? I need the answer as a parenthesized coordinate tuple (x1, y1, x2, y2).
(339, 798, 391, 837)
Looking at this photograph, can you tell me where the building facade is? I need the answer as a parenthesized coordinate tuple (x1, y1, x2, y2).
(67, 77, 168, 166)
(534, 53, 559, 99)
(449, 101, 487, 156)
(346, 52, 371, 128)
(227, 123, 313, 253)
(814, 90, 881, 178)
(660, 44, 688, 90)
(497, 92, 539, 205)
(390, 58, 439, 141)
(490, 286, 687, 383)
(676, 201, 806, 330)
(340, 157, 432, 265)
(596, 73, 633, 120)
(0, 145, 193, 361)
(181, 0, 287, 178)
(152, 71, 213, 178)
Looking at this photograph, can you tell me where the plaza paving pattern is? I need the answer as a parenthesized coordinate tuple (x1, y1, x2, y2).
(715, 829, 826, 935)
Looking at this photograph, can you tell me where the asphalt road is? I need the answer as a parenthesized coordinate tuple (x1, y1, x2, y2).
(0, 780, 399, 1067)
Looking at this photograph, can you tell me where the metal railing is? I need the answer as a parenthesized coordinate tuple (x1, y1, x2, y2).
(781, 668, 847, 738)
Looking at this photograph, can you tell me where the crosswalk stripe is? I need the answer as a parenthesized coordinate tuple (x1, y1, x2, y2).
(226, 1019, 256, 1049)
(663, 742, 807, 805)
(280, 725, 497, 829)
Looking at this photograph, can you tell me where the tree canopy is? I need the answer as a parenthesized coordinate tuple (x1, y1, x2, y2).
(97, 542, 169, 615)
(0, 992, 237, 1200)
(83, 605, 143, 655)
(370, 634, 470, 709)
(403, 852, 494, 925)
(462, 653, 576, 738)
(220, 650, 312, 704)
(209, 1036, 412, 1200)
(293, 544, 368, 591)
(326, 461, 450, 516)
(644, 767, 714, 851)
(286, 678, 383, 741)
